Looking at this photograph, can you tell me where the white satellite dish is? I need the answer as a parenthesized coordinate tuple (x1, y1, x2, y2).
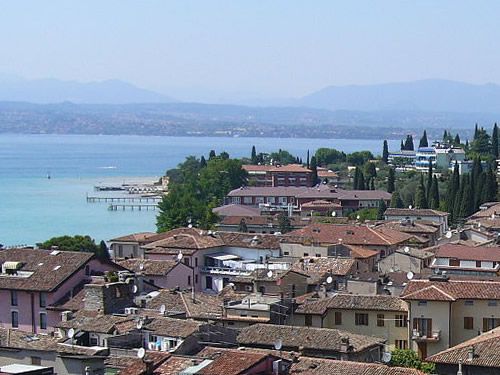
(332, 211, 336, 217)
(160, 304, 166, 314)
(267, 270, 273, 278)
(177, 252, 183, 261)
(188, 224, 193, 228)
(274, 339, 282, 350)
(445, 231, 452, 239)
(67, 328, 75, 339)
(139, 263, 144, 270)
(404, 246, 410, 254)
(356, 215, 360, 220)
(382, 352, 392, 363)
(492, 214, 496, 219)
(326, 276, 333, 284)
(408, 205, 413, 209)
(136, 320, 143, 330)
(406, 271, 414, 280)
(132, 285, 138, 294)
(137, 347, 146, 359)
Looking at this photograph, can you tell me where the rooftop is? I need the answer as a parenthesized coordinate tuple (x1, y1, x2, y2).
(289, 257, 355, 284)
(237, 323, 384, 353)
(434, 244, 500, 262)
(117, 259, 181, 276)
(401, 279, 500, 301)
(109, 232, 157, 243)
(145, 317, 202, 338)
(385, 208, 449, 217)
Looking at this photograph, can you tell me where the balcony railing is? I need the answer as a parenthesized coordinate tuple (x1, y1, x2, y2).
(201, 266, 252, 276)
(412, 329, 441, 341)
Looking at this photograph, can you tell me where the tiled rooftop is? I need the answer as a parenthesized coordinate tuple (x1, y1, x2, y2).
(118, 259, 180, 276)
(289, 257, 355, 284)
(401, 279, 500, 301)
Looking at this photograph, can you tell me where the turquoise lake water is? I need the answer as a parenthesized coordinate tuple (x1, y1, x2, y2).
(0, 134, 400, 246)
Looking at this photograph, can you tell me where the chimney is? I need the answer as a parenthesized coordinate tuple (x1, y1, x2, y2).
(144, 359, 154, 375)
(468, 346, 475, 361)
(340, 336, 349, 353)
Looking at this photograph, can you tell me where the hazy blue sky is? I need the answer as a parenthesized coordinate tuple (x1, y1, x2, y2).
(1, 1, 499, 100)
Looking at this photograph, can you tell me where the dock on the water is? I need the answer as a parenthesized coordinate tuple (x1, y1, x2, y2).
(87, 196, 162, 203)
(108, 203, 158, 211)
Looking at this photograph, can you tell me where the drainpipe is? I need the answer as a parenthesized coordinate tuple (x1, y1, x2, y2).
(31, 293, 36, 333)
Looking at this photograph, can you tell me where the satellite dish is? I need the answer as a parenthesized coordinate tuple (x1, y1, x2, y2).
(132, 285, 138, 294)
(332, 211, 336, 217)
(136, 320, 143, 330)
(356, 215, 360, 220)
(404, 247, 410, 254)
(409, 205, 413, 210)
(274, 339, 282, 350)
(188, 224, 193, 228)
(445, 231, 452, 239)
(267, 270, 273, 278)
(492, 214, 496, 219)
(137, 347, 146, 359)
(478, 223, 482, 228)
(382, 352, 392, 363)
(407, 271, 414, 280)
(177, 252, 183, 261)
(326, 276, 333, 284)
(68, 328, 75, 339)
(139, 263, 144, 270)
(160, 304, 166, 314)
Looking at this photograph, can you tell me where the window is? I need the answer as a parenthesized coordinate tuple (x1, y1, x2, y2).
(187, 275, 191, 286)
(303, 253, 309, 257)
(284, 251, 290, 256)
(195, 258, 198, 267)
(377, 314, 385, 327)
(149, 335, 157, 342)
(488, 301, 498, 307)
(195, 275, 198, 284)
(279, 197, 287, 205)
(205, 276, 213, 290)
(118, 245, 123, 258)
(305, 315, 313, 326)
(90, 337, 98, 346)
(355, 313, 369, 326)
(31, 357, 41, 366)
(476, 261, 482, 268)
(395, 340, 408, 350)
(418, 301, 427, 306)
(39, 313, 47, 330)
(315, 254, 321, 258)
(267, 197, 276, 204)
(11, 291, 17, 306)
(483, 318, 500, 332)
(243, 197, 253, 204)
(39, 292, 47, 308)
(334, 311, 342, 325)
(465, 301, 474, 306)
(133, 246, 138, 258)
(11, 311, 18, 328)
(464, 317, 474, 330)
(232, 197, 241, 204)
(85, 265, 90, 276)
(449, 258, 460, 266)
(395, 315, 407, 328)
(184, 257, 190, 266)
(256, 197, 265, 204)
(413, 318, 432, 337)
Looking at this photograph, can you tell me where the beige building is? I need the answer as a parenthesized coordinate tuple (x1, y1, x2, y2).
(401, 277, 500, 359)
(292, 294, 409, 351)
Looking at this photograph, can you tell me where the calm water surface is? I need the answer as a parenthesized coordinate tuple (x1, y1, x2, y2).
(0, 134, 399, 246)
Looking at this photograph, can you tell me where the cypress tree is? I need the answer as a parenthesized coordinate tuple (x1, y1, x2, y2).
(443, 130, 448, 142)
(387, 168, 395, 193)
(475, 172, 486, 211)
(426, 162, 433, 201)
(419, 130, 429, 148)
(251, 145, 257, 164)
(96, 240, 111, 262)
(238, 219, 248, 233)
(400, 140, 405, 151)
(209, 150, 216, 160)
(377, 199, 387, 220)
(353, 167, 360, 190)
(404, 135, 414, 151)
(306, 150, 310, 169)
(358, 169, 365, 190)
(391, 191, 404, 208)
(310, 156, 319, 186)
(382, 140, 389, 163)
(200, 155, 207, 168)
(493, 123, 499, 159)
(415, 174, 429, 209)
(429, 176, 440, 209)
(446, 162, 460, 221)
(454, 134, 461, 145)
(474, 123, 479, 139)
(370, 178, 375, 190)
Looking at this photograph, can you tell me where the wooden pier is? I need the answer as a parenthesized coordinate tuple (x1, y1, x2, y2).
(87, 196, 162, 203)
(108, 203, 158, 211)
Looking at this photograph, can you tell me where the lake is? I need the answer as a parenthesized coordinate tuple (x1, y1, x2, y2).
(0, 134, 400, 246)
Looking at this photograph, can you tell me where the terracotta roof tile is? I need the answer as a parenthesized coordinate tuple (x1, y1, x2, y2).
(289, 257, 355, 284)
(435, 244, 500, 262)
(385, 208, 449, 217)
(212, 204, 261, 217)
(269, 164, 312, 173)
(401, 279, 500, 301)
(109, 232, 157, 243)
(153, 356, 195, 374)
(237, 324, 384, 353)
(197, 350, 271, 375)
(117, 259, 180, 276)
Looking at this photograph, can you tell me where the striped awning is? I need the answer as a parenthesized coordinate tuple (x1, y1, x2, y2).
(3, 261, 22, 270)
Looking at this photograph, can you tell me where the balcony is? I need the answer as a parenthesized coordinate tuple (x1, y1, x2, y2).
(412, 329, 441, 342)
(201, 266, 252, 276)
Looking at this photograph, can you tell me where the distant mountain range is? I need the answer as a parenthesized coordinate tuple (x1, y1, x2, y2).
(0, 75, 175, 104)
(299, 79, 500, 113)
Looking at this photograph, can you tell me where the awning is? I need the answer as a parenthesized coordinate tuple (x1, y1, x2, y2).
(205, 253, 240, 261)
(3, 261, 22, 270)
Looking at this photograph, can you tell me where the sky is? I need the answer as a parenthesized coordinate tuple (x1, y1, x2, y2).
(0, 1, 499, 101)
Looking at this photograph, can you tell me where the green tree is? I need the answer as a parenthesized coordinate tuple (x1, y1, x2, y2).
(251, 145, 257, 164)
(306, 150, 310, 169)
(400, 140, 405, 150)
(391, 191, 404, 208)
(96, 240, 111, 262)
(446, 162, 460, 220)
(426, 162, 433, 201)
(209, 150, 216, 159)
(429, 176, 440, 209)
(419, 130, 428, 148)
(41, 235, 99, 253)
(310, 156, 319, 186)
(348, 208, 377, 221)
(415, 174, 428, 209)
(315, 148, 346, 166)
(389, 349, 435, 374)
(387, 168, 395, 193)
(347, 151, 374, 166)
(269, 149, 297, 165)
(404, 135, 414, 151)
(471, 127, 491, 154)
(492, 123, 499, 159)
(200, 155, 207, 168)
(278, 212, 292, 234)
(382, 140, 389, 163)
(454, 133, 461, 145)
(377, 199, 387, 220)
(238, 219, 248, 233)
(443, 130, 448, 142)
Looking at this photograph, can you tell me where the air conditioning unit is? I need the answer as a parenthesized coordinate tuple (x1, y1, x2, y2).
(125, 307, 139, 315)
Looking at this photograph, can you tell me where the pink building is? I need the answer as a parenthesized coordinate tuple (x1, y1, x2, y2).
(0, 248, 120, 333)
